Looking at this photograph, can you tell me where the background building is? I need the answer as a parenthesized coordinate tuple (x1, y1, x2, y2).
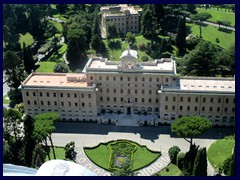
(101, 4, 142, 37)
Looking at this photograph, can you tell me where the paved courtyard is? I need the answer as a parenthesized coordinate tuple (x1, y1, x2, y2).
(51, 122, 234, 176)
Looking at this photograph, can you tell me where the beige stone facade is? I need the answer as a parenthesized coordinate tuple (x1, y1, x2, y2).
(101, 4, 142, 37)
(21, 48, 235, 127)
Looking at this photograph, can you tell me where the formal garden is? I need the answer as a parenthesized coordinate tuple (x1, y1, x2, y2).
(84, 139, 161, 172)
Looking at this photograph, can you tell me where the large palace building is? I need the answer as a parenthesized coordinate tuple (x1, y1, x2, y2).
(21, 47, 235, 127)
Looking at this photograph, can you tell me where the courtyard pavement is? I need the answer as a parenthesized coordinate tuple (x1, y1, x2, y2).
(51, 122, 234, 176)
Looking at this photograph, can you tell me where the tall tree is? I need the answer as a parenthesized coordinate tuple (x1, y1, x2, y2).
(126, 32, 136, 45)
(193, 147, 207, 176)
(176, 16, 186, 55)
(190, 13, 211, 38)
(3, 51, 26, 90)
(141, 5, 158, 43)
(171, 116, 212, 148)
(56, 4, 68, 14)
(153, 4, 165, 31)
(32, 144, 46, 168)
(107, 23, 118, 41)
(23, 42, 35, 74)
(91, 34, 103, 54)
(33, 112, 60, 160)
(181, 40, 222, 76)
(23, 115, 36, 167)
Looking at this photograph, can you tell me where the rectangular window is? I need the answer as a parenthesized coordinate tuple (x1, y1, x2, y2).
(27, 100, 30, 105)
(33, 92, 36, 96)
(114, 89, 116, 93)
(210, 98, 213, 103)
(106, 76, 109, 81)
(202, 107, 205, 111)
(218, 98, 221, 103)
(26, 92, 29, 96)
(120, 77, 123, 81)
(47, 92, 49, 97)
(81, 94, 84, 98)
(203, 98, 206, 103)
(88, 94, 91, 98)
(149, 90, 152, 94)
(142, 90, 145, 94)
(165, 96, 168, 101)
(142, 98, 144, 103)
(114, 97, 117, 102)
(173, 97, 176, 102)
(74, 93, 77, 98)
(61, 102, 64, 106)
(54, 101, 57, 106)
(165, 105, 168, 110)
(107, 97, 110, 101)
(149, 78, 152, 82)
(209, 107, 213, 111)
(156, 78, 159, 82)
(195, 106, 198, 111)
(60, 93, 63, 97)
(128, 89, 131, 94)
(217, 107, 220, 112)
(166, 78, 169, 82)
(149, 98, 152, 103)
(75, 103, 78, 106)
(67, 93, 70, 98)
(41, 101, 43, 105)
(224, 107, 228, 112)
(107, 89, 109, 93)
(48, 101, 50, 106)
(121, 97, 123, 102)
(195, 97, 198, 102)
(156, 99, 159, 103)
(187, 106, 190, 111)
(180, 106, 183, 110)
(135, 98, 138, 102)
(39, 92, 42, 97)
(232, 108, 235, 112)
(135, 77, 138, 81)
(225, 98, 229, 103)
(100, 97, 103, 101)
(135, 89, 138, 94)
(188, 97, 191, 102)
(99, 76, 102, 80)
(180, 97, 183, 102)
(34, 101, 37, 105)
(128, 77, 130, 81)
(172, 105, 175, 110)
(54, 93, 57, 97)
(113, 77, 116, 81)
(142, 77, 145, 82)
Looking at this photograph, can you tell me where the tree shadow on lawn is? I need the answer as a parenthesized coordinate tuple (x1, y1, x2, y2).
(218, 27, 233, 34)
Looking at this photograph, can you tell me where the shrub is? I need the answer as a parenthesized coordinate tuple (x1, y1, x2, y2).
(216, 38, 220, 43)
(168, 146, 181, 165)
(177, 152, 185, 170)
(64, 141, 75, 161)
(54, 62, 69, 73)
(139, 43, 145, 51)
(141, 56, 149, 62)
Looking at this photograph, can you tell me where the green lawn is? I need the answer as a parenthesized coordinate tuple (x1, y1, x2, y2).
(187, 22, 235, 50)
(103, 35, 151, 61)
(207, 137, 235, 170)
(3, 95, 10, 104)
(45, 147, 66, 161)
(49, 20, 63, 32)
(197, 8, 235, 26)
(36, 62, 56, 73)
(84, 142, 160, 171)
(47, 43, 67, 62)
(19, 32, 34, 49)
(154, 163, 182, 176)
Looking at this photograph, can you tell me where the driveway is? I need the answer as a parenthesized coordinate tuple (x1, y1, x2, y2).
(51, 122, 234, 176)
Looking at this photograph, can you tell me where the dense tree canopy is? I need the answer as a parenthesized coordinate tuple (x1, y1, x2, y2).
(171, 116, 212, 146)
